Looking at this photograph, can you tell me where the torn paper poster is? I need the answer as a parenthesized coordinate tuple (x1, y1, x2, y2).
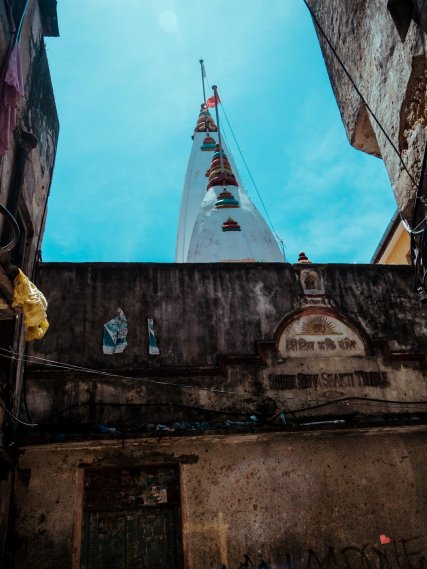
(148, 318, 160, 355)
(380, 535, 392, 545)
(103, 308, 128, 354)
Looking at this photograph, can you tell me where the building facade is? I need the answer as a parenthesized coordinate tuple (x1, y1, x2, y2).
(0, 0, 59, 565)
(371, 211, 411, 264)
(10, 262, 427, 569)
(2, 3, 427, 568)
(176, 106, 284, 263)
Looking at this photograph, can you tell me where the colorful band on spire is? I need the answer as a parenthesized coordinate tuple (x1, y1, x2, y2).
(194, 104, 217, 132)
(215, 189, 239, 208)
(206, 144, 238, 189)
(222, 217, 241, 231)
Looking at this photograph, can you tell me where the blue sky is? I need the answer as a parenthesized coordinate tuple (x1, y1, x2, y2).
(43, 1, 396, 264)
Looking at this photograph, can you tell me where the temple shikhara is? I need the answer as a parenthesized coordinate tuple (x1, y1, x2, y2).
(176, 102, 284, 263)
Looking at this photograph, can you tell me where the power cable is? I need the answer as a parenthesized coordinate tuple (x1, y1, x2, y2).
(204, 71, 285, 257)
(267, 395, 427, 423)
(0, 348, 242, 395)
(303, 1, 427, 292)
(2, 349, 427, 424)
(219, 102, 286, 256)
(42, 401, 256, 421)
(302, 0, 419, 195)
(46, 396, 427, 423)
(0, 399, 37, 427)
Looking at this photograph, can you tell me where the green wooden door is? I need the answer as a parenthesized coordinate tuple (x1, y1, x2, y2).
(81, 466, 183, 569)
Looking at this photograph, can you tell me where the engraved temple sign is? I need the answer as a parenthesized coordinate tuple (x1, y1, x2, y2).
(278, 311, 366, 358)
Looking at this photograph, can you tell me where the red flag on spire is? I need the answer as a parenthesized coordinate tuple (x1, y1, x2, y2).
(206, 92, 220, 108)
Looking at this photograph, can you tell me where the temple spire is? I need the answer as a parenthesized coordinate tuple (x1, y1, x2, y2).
(176, 66, 283, 263)
(176, 101, 243, 262)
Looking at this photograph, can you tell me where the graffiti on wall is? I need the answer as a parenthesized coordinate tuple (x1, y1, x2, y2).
(224, 536, 427, 569)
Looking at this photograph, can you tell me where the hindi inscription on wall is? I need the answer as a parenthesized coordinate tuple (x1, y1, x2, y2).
(278, 313, 366, 358)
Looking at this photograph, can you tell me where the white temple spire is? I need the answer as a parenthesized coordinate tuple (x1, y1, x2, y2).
(176, 80, 285, 264)
(175, 104, 243, 262)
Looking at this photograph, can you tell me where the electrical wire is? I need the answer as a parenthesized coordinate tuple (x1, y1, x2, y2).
(219, 103, 278, 234)
(219, 102, 286, 257)
(44, 397, 427, 424)
(268, 395, 427, 423)
(302, 0, 420, 194)
(2, 348, 427, 427)
(302, 1, 427, 294)
(42, 401, 255, 421)
(204, 71, 285, 257)
(0, 399, 37, 427)
(0, 348, 242, 395)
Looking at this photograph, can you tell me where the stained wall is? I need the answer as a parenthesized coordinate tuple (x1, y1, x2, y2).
(13, 261, 427, 567)
(13, 428, 427, 569)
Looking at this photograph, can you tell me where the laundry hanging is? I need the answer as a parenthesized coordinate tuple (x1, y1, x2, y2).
(12, 269, 49, 341)
(0, 2, 27, 155)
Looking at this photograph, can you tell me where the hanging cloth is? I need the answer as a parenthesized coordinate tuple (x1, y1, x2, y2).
(0, 42, 24, 154)
(11, 269, 49, 341)
(0, 1, 27, 155)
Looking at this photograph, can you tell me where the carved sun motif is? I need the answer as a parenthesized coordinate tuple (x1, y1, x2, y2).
(300, 315, 340, 336)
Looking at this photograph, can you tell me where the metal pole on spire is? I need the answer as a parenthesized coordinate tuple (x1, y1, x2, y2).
(212, 85, 225, 177)
(199, 58, 207, 106)
(199, 58, 209, 131)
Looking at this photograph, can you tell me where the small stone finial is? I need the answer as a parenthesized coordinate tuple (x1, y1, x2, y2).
(298, 251, 311, 263)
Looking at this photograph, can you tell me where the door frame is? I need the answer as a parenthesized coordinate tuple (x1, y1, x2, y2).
(72, 462, 185, 569)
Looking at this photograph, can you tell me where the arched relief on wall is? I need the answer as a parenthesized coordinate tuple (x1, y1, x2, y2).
(275, 307, 372, 358)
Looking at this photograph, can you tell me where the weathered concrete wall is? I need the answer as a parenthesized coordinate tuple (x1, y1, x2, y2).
(306, 0, 427, 220)
(30, 263, 427, 367)
(21, 262, 427, 437)
(13, 428, 427, 569)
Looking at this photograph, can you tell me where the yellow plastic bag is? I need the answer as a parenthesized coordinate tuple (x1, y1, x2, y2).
(12, 269, 49, 341)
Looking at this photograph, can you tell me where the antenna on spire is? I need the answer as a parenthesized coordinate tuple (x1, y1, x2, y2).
(212, 85, 225, 179)
(199, 58, 207, 106)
